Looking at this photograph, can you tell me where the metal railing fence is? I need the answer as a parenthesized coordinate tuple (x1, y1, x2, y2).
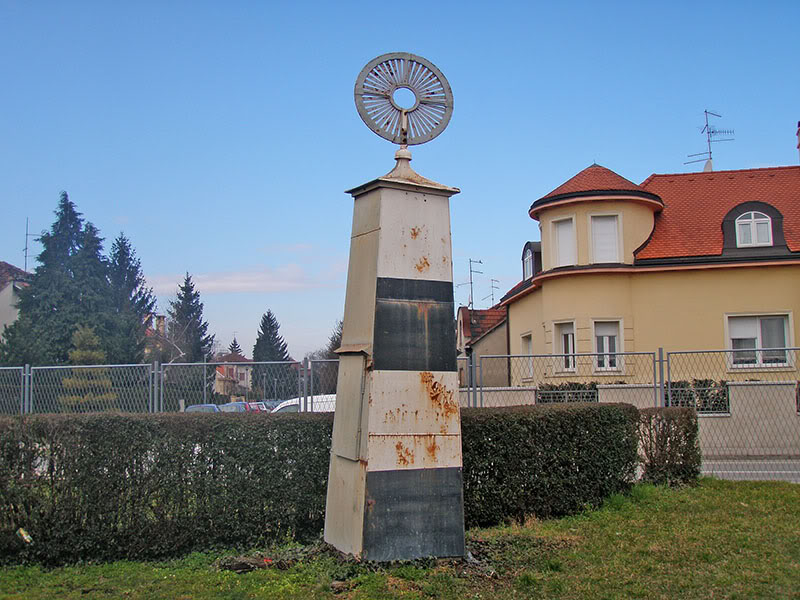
(666, 349, 800, 482)
(5, 349, 799, 481)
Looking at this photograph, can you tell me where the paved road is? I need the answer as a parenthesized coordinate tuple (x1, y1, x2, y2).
(702, 458, 800, 483)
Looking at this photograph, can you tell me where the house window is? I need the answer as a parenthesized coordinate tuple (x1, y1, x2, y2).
(553, 218, 576, 267)
(591, 215, 619, 263)
(521, 333, 533, 378)
(728, 315, 788, 366)
(554, 322, 575, 371)
(523, 248, 533, 279)
(735, 212, 772, 247)
(594, 321, 620, 370)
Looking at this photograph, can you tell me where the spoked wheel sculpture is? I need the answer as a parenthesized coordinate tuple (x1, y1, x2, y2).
(354, 52, 453, 146)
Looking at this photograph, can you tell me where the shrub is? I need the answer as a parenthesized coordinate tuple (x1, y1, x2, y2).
(0, 413, 333, 565)
(638, 407, 701, 486)
(461, 403, 639, 527)
(1, 403, 640, 565)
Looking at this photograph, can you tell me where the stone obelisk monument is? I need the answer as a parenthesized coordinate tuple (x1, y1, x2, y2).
(324, 53, 464, 561)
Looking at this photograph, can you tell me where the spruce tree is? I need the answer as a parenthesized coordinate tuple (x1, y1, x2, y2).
(252, 310, 293, 400)
(0, 192, 85, 365)
(167, 273, 215, 363)
(228, 337, 243, 356)
(107, 234, 156, 364)
(252, 310, 291, 362)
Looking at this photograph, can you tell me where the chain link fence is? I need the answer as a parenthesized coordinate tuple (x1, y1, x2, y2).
(0, 367, 23, 415)
(464, 352, 659, 409)
(667, 349, 800, 482)
(5, 349, 799, 481)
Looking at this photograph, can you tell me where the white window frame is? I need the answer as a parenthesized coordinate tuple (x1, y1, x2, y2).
(523, 248, 533, 279)
(551, 216, 577, 268)
(520, 333, 534, 379)
(553, 320, 576, 372)
(593, 319, 623, 372)
(735, 211, 772, 248)
(725, 313, 792, 368)
(588, 213, 621, 264)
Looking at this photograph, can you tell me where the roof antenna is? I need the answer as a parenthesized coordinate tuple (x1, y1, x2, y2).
(685, 109, 734, 171)
(23, 217, 36, 273)
(481, 278, 500, 307)
(468, 258, 483, 310)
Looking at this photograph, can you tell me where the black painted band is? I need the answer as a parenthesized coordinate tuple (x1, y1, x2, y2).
(363, 467, 465, 561)
(373, 298, 457, 372)
(376, 277, 454, 303)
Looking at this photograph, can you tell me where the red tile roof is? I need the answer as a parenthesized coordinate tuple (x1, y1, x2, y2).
(462, 307, 507, 344)
(0, 261, 28, 291)
(540, 164, 648, 200)
(636, 165, 800, 259)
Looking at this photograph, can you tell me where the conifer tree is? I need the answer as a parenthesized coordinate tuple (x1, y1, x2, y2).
(252, 310, 291, 362)
(167, 273, 215, 363)
(59, 325, 117, 412)
(107, 234, 156, 364)
(252, 310, 293, 400)
(228, 337, 243, 356)
(1, 192, 85, 365)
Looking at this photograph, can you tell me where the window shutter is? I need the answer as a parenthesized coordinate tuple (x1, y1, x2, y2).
(595, 321, 618, 337)
(555, 220, 575, 266)
(729, 317, 757, 339)
(592, 216, 618, 262)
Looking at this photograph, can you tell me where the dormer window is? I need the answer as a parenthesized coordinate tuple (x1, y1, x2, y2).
(523, 249, 533, 279)
(736, 211, 772, 247)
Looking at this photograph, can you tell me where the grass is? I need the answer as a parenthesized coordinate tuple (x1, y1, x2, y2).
(3, 478, 799, 599)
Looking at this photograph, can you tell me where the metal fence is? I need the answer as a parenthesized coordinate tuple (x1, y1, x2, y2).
(3, 359, 339, 415)
(5, 349, 798, 481)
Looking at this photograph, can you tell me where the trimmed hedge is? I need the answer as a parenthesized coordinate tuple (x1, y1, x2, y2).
(0, 413, 333, 565)
(1, 403, 639, 565)
(638, 407, 701, 486)
(461, 403, 639, 527)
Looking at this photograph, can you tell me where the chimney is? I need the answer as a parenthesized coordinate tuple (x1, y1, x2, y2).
(156, 315, 166, 336)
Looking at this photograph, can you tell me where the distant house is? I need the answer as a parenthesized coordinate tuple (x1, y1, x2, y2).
(214, 352, 253, 396)
(456, 305, 508, 387)
(500, 162, 800, 385)
(0, 261, 29, 334)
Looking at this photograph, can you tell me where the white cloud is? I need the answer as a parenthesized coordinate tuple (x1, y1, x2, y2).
(149, 264, 333, 295)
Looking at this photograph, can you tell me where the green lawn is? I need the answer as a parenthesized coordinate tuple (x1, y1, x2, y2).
(3, 478, 799, 599)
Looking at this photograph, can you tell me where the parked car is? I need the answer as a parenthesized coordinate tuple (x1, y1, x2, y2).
(185, 403, 221, 413)
(219, 401, 252, 413)
(246, 400, 284, 412)
(271, 395, 336, 414)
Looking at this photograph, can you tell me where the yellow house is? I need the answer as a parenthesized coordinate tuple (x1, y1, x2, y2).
(499, 163, 800, 386)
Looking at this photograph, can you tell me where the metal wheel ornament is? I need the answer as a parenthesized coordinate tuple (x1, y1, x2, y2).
(354, 52, 453, 146)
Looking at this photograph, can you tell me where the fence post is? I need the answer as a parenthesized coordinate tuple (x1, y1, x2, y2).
(302, 357, 310, 412)
(22, 364, 30, 415)
(309, 359, 315, 413)
(657, 348, 665, 408)
(479, 356, 484, 408)
(665, 352, 672, 408)
(202, 356, 208, 405)
(468, 355, 476, 408)
(151, 361, 158, 413)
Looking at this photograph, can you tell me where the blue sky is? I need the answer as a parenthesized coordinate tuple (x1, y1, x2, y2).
(2, 1, 798, 359)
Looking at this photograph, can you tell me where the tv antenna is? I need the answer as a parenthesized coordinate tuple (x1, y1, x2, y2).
(467, 259, 483, 310)
(685, 110, 734, 171)
(481, 279, 500, 307)
(354, 52, 453, 149)
(23, 218, 36, 272)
